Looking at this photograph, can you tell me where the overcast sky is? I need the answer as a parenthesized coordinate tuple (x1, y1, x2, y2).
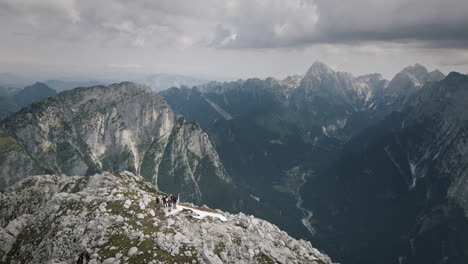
(1, 0, 468, 81)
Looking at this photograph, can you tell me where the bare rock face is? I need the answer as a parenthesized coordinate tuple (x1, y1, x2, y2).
(0, 172, 332, 264)
(0, 82, 231, 205)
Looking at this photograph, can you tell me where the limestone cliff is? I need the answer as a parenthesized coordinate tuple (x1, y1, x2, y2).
(0, 82, 230, 205)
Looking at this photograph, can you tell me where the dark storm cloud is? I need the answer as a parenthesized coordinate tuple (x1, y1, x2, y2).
(1, 0, 468, 80)
(211, 0, 468, 49)
(312, 0, 468, 47)
(2, 0, 466, 49)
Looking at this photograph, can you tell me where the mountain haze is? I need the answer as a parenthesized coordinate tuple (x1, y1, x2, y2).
(0, 82, 57, 120)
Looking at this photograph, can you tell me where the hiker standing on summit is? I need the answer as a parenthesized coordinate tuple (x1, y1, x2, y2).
(173, 194, 178, 209)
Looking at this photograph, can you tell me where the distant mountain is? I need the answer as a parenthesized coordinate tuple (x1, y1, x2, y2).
(370, 64, 445, 119)
(135, 73, 207, 92)
(0, 72, 36, 88)
(0, 96, 21, 120)
(44, 79, 108, 92)
(0, 82, 56, 120)
(0, 86, 20, 97)
(14, 82, 57, 107)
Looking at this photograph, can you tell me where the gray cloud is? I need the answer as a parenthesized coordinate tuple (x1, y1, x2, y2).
(1, 0, 467, 49)
(1, 0, 468, 80)
(212, 0, 468, 49)
(312, 0, 468, 48)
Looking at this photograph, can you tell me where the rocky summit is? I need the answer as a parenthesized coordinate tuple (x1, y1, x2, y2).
(0, 171, 331, 264)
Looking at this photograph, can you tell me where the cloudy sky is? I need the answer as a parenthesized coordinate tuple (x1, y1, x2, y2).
(1, 0, 468, 81)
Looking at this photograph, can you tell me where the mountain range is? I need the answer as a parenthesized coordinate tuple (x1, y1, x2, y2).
(160, 62, 468, 264)
(1, 62, 467, 264)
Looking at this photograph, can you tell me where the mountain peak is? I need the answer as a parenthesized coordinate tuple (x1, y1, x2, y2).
(444, 71, 467, 82)
(26, 82, 53, 91)
(426, 69, 446, 82)
(357, 73, 384, 82)
(305, 61, 334, 76)
(400, 63, 428, 79)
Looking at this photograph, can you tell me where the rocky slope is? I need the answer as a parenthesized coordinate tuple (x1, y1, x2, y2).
(0, 82, 231, 207)
(0, 171, 332, 264)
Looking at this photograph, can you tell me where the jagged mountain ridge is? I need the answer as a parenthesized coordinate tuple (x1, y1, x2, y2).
(162, 62, 441, 145)
(159, 62, 455, 264)
(0, 171, 332, 264)
(302, 72, 468, 264)
(370, 64, 446, 119)
(159, 61, 445, 213)
(0, 82, 231, 207)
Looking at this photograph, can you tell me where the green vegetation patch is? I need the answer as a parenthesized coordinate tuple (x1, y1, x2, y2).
(152, 245, 198, 264)
(0, 135, 21, 156)
(5, 221, 52, 263)
(254, 253, 275, 264)
(213, 242, 226, 257)
(70, 176, 90, 193)
(112, 191, 137, 199)
(98, 233, 135, 260)
(232, 233, 242, 246)
(20, 178, 37, 189)
(58, 199, 83, 215)
(134, 179, 159, 194)
(98, 235, 198, 264)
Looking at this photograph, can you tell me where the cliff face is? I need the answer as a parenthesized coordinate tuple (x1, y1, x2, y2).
(0, 82, 230, 205)
(0, 172, 332, 264)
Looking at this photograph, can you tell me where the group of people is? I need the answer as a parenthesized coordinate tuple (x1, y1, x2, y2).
(156, 194, 178, 209)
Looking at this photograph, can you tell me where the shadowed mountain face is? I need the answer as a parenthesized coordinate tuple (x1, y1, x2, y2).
(302, 72, 468, 264)
(44, 80, 108, 92)
(14, 82, 57, 107)
(160, 64, 468, 264)
(0, 97, 21, 120)
(159, 63, 440, 203)
(0, 82, 236, 209)
(0, 82, 57, 120)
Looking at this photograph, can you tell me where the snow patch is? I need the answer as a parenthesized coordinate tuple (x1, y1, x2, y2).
(384, 146, 405, 178)
(250, 194, 260, 202)
(409, 161, 417, 189)
(165, 205, 227, 222)
(204, 97, 233, 120)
